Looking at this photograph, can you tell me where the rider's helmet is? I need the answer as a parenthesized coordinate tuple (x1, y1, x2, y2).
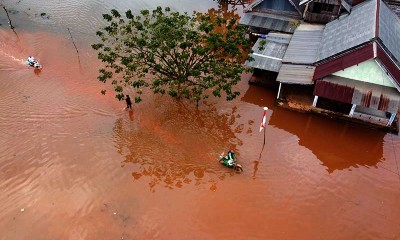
(229, 150, 235, 153)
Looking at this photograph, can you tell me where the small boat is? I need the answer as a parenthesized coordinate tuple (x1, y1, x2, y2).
(25, 56, 42, 69)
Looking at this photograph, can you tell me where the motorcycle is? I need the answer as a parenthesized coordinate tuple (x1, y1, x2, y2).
(219, 152, 243, 172)
(25, 56, 42, 69)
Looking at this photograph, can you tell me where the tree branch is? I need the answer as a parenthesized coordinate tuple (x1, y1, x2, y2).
(67, 28, 81, 65)
(2, 5, 15, 29)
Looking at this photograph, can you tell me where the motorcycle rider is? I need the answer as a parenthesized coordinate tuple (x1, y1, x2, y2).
(224, 150, 236, 166)
(27, 56, 41, 69)
(27, 56, 35, 65)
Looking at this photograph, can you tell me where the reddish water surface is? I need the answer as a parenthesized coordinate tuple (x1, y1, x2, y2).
(1, 12, 400, 240)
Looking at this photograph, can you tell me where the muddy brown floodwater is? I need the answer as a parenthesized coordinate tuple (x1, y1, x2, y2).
(1, 1, 400, 239)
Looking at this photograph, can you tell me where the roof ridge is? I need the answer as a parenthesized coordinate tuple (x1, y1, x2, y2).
(375, 0, 380, 38)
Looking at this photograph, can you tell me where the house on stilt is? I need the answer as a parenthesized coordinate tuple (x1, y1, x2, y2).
(309, 0, 400, 128)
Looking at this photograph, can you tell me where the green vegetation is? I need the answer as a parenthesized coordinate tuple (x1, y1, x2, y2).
(92, 6, 253, 104)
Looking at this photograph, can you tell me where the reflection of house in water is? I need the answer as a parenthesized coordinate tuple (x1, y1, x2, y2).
(268, 107, 385, 173)
(240, 0, 400, 131)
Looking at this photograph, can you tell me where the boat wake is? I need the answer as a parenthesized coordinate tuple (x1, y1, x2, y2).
(0, 30, 30, 71)
(0, 50, 27, 71)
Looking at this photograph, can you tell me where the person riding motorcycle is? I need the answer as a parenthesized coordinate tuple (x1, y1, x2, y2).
(222, 150, 236, 166)
(27, 56, 35, 65)
(26, 56, 41, 69)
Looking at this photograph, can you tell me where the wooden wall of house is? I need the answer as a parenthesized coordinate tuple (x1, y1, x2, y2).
(303, 0, 341, 23)
(316, 0, 341, 4)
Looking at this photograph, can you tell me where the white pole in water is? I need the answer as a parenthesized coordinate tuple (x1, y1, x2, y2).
(277, 82, 282, 99)
(259, 107, 268, 159)
(387, 112, 397, 126)
(312, 96, 319, 107)
(349, 104, 356, 117)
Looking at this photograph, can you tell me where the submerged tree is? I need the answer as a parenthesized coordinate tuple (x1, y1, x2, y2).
(92, 6, 253, 104)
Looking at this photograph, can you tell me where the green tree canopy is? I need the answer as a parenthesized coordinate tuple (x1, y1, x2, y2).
(92, 6, 253, 104)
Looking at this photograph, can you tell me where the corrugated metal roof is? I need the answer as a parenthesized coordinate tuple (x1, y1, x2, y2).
(244, 0, 302, 14)
(317, 0, 377, 61)
(266, 32, 293, 43)
(282, 24, 325, 64)
(276, 64, 316, 84)
(255, 0, 299, 13)
(245, 33, 292, 72)
(239, 11, 300, 33)
(379, 1, 400, 65)
(317, 75, 400, 112)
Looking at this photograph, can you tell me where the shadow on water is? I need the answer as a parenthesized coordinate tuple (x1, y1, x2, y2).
(269, 107, 385, 173)
(241, 84, 277, 109)
(112, 101, 243, 192)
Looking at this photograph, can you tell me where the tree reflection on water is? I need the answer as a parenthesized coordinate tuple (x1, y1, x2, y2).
(113, 101, 243, 192)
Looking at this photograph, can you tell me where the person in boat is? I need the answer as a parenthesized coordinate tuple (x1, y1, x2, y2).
(222, 150, 236, 166)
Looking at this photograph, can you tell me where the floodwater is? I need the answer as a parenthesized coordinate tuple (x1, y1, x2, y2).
(0, 0, 400, 239)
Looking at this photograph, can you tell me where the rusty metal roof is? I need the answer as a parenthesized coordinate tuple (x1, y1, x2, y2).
(276, 64, 316, 84)
(245, 33, 292, 72)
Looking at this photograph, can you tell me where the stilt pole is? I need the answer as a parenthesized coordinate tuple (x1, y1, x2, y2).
(349, 104, 356, 117)
(277, 82, 282, 99)
(312, 96, 319, 107)
(387, 112, 397, 126)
